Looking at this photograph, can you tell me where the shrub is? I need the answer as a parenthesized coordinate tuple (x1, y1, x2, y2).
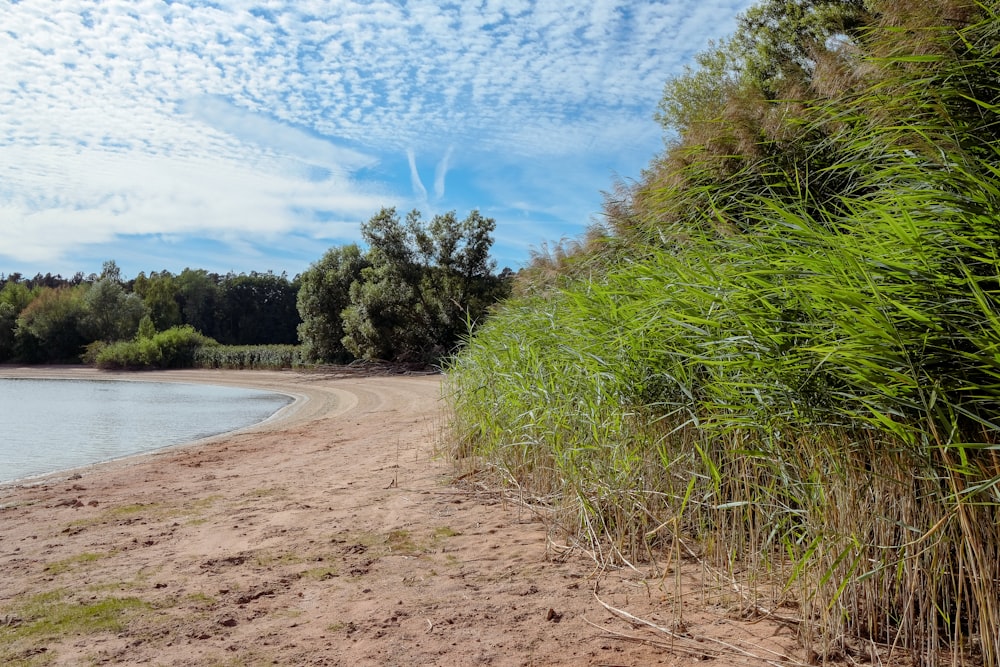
(95, 326, 217, 370)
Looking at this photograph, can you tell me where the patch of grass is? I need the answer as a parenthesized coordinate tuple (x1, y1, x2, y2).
(103, 503, 157, 518)
(62, 502, 173, 534)
(0, 589, 149, 660)
(185, 495, 223, 511)
(384, 529, 419, 555)
(43, 551, 109, 575)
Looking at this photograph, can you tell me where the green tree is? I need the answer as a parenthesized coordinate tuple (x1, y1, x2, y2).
(340, 207, 507, 362)
(0, 281, 37, 361)
(735, 0, 868, 94)
(80, 278, 148, 342)
(175, 268, 220, 338)
(216, 272, 300, 345)
(657, 0, 869, 137)
(296, 244, 369, 362)
(16, 286, 88, 362)
(655, 37, 745, 137)
(136, 272, 182, 331)
(100, 259, 122, 283)
(136, 314, 156, 340)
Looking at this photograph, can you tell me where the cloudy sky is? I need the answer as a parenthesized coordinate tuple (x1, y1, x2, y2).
(1, 0, 756, 279)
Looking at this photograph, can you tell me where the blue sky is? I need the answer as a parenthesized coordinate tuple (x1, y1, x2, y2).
(1, 0, 756, 280)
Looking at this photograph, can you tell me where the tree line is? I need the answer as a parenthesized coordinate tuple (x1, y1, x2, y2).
(0, 208, 511, 366)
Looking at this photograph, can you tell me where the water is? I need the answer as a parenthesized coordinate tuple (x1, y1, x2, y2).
(0, 378, 293, 484)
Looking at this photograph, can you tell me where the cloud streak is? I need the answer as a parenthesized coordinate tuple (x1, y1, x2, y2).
(434, 147, 453, 201)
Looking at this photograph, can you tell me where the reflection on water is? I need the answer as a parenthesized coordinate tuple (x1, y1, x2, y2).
(0, 378, 292, 483)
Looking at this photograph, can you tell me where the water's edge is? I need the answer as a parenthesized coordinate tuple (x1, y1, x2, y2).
(0, 368, 305, 486)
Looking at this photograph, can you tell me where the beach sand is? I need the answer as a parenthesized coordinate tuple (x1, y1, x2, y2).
(0, 367, 802, 666)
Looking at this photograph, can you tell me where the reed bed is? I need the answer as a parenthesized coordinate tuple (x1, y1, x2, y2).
(447, 4, 1000, 664)
(192, 344, 307, 370)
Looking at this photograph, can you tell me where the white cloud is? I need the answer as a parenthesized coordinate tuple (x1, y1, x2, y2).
(433, 147, 453, 201)
(0, 0, 757, 274)
(406, 148, 428, 202)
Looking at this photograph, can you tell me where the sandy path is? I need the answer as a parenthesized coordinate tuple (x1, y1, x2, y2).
(0, 368, 801, 666)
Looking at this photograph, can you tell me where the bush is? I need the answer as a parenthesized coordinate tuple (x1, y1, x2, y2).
(95, 326, 217, 370)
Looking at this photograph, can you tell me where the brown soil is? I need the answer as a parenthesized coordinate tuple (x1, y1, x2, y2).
(0, 367, 810, 666)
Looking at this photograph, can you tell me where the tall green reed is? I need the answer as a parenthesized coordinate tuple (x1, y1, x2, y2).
(447, 3, 1000, 663)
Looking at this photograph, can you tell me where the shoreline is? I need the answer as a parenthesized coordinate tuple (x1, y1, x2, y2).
(0, 367, 314, 489)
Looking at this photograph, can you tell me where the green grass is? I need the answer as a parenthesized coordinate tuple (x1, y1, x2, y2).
(43, 551, 109, 576)
(0, 590, 149, 663)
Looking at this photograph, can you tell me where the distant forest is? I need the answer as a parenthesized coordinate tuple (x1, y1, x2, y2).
(0, 262, 300, 364)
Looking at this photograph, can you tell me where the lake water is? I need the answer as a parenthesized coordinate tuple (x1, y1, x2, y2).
(0, 378, 293, 484)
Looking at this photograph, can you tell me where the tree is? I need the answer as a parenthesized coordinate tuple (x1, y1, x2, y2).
(80, 278, 148, 342)
(216, 272, 300, 345)
(135, 272, 182, 331)
(734, 0, 868, 93)
(656, 0, 870, 137)
(16, 286, 88, 361)
(100, 259, 123, 284)
(339, 207, 507, 362)
(655, 38, 745, 137)
(0, 281, 37, 362)
(175, 268, 220, 338)
(296, 244, 369, 362)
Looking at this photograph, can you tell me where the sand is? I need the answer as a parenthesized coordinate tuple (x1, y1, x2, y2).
(0, 367, 807, 666)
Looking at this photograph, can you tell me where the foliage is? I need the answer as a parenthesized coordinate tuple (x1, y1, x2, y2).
(79, 278, 148, 342)
(0, 281, 37, 362)
(133, 272, 182, 330)
(296, 244, 369, 363)
(174, 268, 220, 338)
(296, 208, 509, 364)
(94, 325, 218, 370)
(216, 271, 300, 345)
(0, 264, 305, 365)
(448, 1, 1000, 663)
(339, 207, 508, 362)
(136, 314, 156, 340)
(15, 286, 88, 362)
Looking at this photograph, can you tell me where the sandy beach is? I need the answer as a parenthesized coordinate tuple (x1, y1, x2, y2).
(0, 367, 800, 666)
